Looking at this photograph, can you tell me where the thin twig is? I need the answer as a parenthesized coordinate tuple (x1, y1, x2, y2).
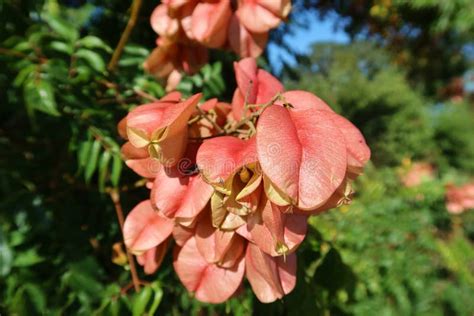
(188, 134, 224, 141)
(242, 80, 253, 119)
(227, 93, 281, 134)
(98, 80, 126, 105)
(108, 188, 141, 292)
(107, 0, 143, 72)
(97, 96, 141, 105)
(0, 47, 47, 63)
(187, 115, 201, 125)
(188, 93, 283, 141)
(134, 88, 159, 102)
(120, 280, 150, 295)
(196, 107, 224, 133)
(118, 179, 148, 192)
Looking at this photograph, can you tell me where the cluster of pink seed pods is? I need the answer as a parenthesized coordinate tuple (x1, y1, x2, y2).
(144, 0, 291, 90)
(119, 58, 371, 303)
(445, 182, 474, 214)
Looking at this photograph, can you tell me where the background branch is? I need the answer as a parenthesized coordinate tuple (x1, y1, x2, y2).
(108, 188, 141, 293)
(107, 0, 143, 72)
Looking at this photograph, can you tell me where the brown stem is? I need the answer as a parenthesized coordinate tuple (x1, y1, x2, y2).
(188, 93, 283, 141)
(0, 47, 47, 63)
(188, 134, 225, 141)
(242, 80, 253, 116)
(98, 80, 127, 106)
(134, 88, 159, 102)
(108, 188, 141, 292)
(196, 106, 224, 133)
(107, 0, 143, 72)
(120, 280, 150, 295)
(227, 93, 281, 134)
(119, 179, 148, 192)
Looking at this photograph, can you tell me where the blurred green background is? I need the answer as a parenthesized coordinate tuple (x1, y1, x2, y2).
(1, 0, 473, 315)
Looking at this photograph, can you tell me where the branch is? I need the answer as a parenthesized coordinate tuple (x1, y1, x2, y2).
(196, 106, 224, 134)
(133, 88, 159, 102)
(227, 93, 282, 134)
(188, 93, 284, 141)
(108, 188, 141, 292)
(0, 47, 47, 63)
(107, 0, 143, 72)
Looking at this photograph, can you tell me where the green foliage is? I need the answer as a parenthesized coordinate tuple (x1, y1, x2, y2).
(433, 103, 474, 175)
(437, 232, 474, 287)
(314, 0, 474, 95)
(178, 62, 227, 98)
(0, 2, 230, 315)
(253, 166, 474, 315)
(0, 2, 163, 314)
(0, 229, 13, 277)
(1, 5, 167, 193)
(76, 127, 122, 191)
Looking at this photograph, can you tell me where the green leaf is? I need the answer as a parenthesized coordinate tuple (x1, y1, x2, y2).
(11, 283, 47, 314)
(124, 44, 149, 57)
(212, 61, 222, 76)
(77, 35, 112, 53)
(28, 31, 49, 46)
(0, 230, 13, 277)
(212, 75, 225, 91)
(45, 59, 69, 81)
(190, 74, 203, 87)
(437, 234, 474, 286)
(133, 77, 164, 98)
(107, 299, 121, 316)
(13, 64, 36, 87)
(24, 79, 61, 117)
(145, 81, 165, 98)
(313, 248, 357, 296)
(13, 248, 45, 267)
(23, 283, 47, 312)
(98, 151, 112, 192)
(148, 283, 164, 315)
(9, 230, 27, 247)
(50, 40, 73, 55)
(132, 286, 152, 316)
(76, 49, 106, 73)
(202, 64, 212, 81)
(177, 80, 193, 94)
(13, 41, 31, 52)
(119, 57, 146, 67)
(78, 136, 93, 172)
(111, 155, 122, 188)
(62, 3, 96, 29)
(61, 257, 105, 302)
(44, 14, 79, 42)
(93, 284, 122, 316)
(205, 78, 221, 96)
(62, 268, 104, 296)
(85, 140, 102, 183)
(71, 65, 93, 83)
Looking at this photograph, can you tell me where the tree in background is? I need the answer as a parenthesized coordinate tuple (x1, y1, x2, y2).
(314, 0, 474, 96)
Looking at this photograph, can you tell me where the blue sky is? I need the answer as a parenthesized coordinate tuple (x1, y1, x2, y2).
(268, 13, 350, 73)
